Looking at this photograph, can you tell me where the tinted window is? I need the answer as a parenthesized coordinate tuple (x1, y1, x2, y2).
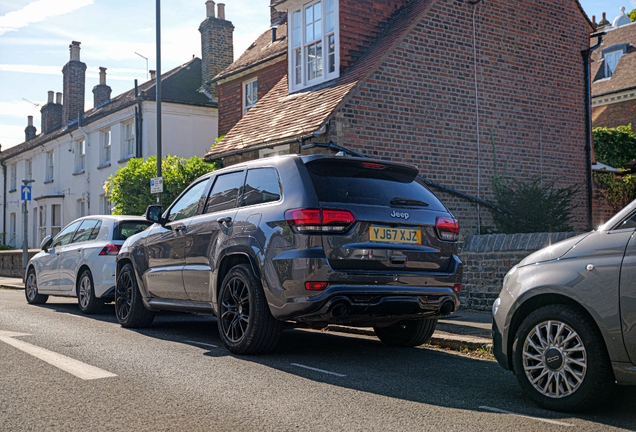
(620, 212, 636, 230)
(71, 219, 101, 243)
(167, 180, 208, 222)
(115, 221, 152, 240)
(205, 171, 245, 214)
(242, 168, 281, 207)
(52, 221, 82, 247)
(307, 161, 445, 211)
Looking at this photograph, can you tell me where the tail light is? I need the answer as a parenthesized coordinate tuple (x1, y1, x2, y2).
(436, 217, 459, 241)
(285, 208, 356, 233)
(453, 284, 462, 293)
(305, 281, 328, 291)
(99, 243, 121, 256)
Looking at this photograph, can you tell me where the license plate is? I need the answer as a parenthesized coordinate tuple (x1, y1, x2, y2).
(369, 226, 421, 244)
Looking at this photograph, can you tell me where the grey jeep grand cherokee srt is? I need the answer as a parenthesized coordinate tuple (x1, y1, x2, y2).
(115, 154, 462, 354)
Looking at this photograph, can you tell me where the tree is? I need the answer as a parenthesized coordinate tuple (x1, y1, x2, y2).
(629, 8, 636, 22)
(104, 155, 217, 215)
(593, 124, 636, 168)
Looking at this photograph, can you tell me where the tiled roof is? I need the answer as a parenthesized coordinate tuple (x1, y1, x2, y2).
(591, 21, 636, 97)
(213, 22, 288, 82)
(1, 58, 212, 162)
(205, 0, 436, 161)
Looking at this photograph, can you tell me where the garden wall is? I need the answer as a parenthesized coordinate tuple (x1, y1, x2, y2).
(0, 250, 38, 278)
(458, 232, 579, 310)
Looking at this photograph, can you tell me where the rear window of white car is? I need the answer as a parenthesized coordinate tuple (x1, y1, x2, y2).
(115, 221, 152, 241)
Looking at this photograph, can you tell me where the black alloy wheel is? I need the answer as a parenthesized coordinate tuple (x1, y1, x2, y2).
(115, 263, 155, 328)
(217, 264, 282, 355)
(25, 268, 48, 305)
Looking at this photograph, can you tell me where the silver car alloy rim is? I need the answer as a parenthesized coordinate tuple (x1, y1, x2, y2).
(79, 274, 92, 308)
(522, 320, 587, 399)
(26, 273, 37, 301)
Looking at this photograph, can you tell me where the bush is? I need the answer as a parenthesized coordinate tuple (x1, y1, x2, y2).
(593, 171, 636, 211)
(593, 124, 636, 169)
(488, 174, 579, 233)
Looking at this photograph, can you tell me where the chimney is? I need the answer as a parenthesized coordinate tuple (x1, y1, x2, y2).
(150, 69, 157, 80)
(270, 0, 286, 26)
(199, 1, 234, 100)
(25, 116, 37, 141)
(62, 41, 87, 126)
(56, 92, 62, 105)
(92, 66, 112, 108)
(40, 90, 63, 134)
(598, 12, 610, 27)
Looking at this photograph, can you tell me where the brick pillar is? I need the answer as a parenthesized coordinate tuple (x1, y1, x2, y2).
(40, 91, 63, 134)
(199, 1, 234, 100)
(25, 116, 37, 141)
(62, 41, 87, 126)
(93, 67, 112, 108)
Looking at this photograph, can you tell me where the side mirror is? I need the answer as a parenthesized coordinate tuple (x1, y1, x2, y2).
(40, 235, 53, 252)
(145, 205, 164, 225)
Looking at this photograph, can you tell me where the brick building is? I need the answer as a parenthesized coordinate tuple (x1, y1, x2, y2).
(205, 0, 595, 233)
(591, 7, 636, 131)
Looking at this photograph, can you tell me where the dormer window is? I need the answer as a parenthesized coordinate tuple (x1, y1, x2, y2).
(601, 44, 627, 79)
(289, 0, 339, 92)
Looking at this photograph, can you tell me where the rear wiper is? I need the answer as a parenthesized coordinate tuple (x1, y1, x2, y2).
(390, 197, 429, 207)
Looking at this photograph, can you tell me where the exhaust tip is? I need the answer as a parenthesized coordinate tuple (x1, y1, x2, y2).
(330, 302, 349, 318)
(440, 300, 454, 316)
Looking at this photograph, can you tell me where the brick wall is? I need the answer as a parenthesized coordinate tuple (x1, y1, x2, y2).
(40, 102, 63, 134)
(592, 100, 636, 130)
(459, 232, 579, 310)
(0, 250, 38, 278)
(339, 0, 408, 69)
(328, 0, 592, 233)
(218, 60, 287, 137)
(62, 60, 86, 126)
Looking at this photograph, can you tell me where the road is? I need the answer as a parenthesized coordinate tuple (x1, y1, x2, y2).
(1, 289, 635, 431)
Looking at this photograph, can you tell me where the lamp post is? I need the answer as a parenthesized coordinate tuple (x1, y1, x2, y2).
(21, 178, 35, 269)
(155, 0, 162, 207)
(134, 52, 149, 81)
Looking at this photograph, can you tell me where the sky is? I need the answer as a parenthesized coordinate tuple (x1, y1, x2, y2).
(0, 0, 634, 150)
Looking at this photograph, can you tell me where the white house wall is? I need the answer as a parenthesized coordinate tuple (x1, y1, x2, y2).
(1, 102, 218, 249)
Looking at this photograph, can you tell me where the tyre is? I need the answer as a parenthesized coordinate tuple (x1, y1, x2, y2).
(512, 304, 614, 412)
(77, 269, 105, 314)
(24, 268, 48, 305)
(374, 318, 438, 347)
(115, 263, 155, 328)
(217, 264, 282, 355)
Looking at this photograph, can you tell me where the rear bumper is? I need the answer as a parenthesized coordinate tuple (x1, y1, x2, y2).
(273, 285, 459, 325)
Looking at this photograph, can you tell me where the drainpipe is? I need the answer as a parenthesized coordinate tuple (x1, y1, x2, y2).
(134, 79, 143, 158)
(582, 31, 604, 231)
(77, 112, 90, 214)
(1, 158, 6, 245)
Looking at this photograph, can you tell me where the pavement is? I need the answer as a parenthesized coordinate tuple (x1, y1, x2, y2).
(0, 276, 493, 351)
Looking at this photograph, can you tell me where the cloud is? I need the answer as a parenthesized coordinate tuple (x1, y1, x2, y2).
(0, 124, 31, 149)
(0, 0, 94, 36)
(0, 63, 145, 81)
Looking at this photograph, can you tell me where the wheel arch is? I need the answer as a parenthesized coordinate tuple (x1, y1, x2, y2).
(75, 264, 92, 295)
(506, 293, 611, 372)
(216, 252, 260, 298)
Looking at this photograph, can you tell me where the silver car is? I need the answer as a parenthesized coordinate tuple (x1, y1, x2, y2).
(492, 199, 636, 412)
(25, 216, 151, 314)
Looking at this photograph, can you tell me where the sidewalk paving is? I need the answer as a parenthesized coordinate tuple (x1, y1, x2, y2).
(0, 276, 493, 350)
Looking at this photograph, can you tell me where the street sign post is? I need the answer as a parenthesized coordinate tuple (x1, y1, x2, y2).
(21, 180, 35, 269)
(150, 177, 164, 194)
(21, 185, 32, 201)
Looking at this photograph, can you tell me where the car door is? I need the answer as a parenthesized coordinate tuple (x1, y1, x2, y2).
(183, 170, 244, 302)
(143, 179, 209, 300)
(619, 213, 636, 364)
(38, 220, 82, 291)
(58, 219, 101, 293)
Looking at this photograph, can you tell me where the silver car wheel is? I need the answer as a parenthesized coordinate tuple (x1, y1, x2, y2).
(26, 272, 37, 301)
(78, 273, 92, 309)
(522, 320, 587, 399)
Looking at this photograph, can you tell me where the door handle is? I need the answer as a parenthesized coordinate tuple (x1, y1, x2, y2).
(217, 217, 232, 225)
(174, 224, 186, 232)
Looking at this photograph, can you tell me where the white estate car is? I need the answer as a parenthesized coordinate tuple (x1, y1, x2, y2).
(25, 215, 151, 313)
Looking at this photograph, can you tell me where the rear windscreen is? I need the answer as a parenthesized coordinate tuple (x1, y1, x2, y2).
(306, 160, 446, 211)
(115, 221, 152, 241)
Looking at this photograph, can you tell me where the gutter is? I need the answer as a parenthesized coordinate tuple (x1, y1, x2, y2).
(582, 31, 605, 231)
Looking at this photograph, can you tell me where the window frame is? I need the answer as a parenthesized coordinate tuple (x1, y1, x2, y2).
(25, 159, 32, 182)
(45, 151, 54, 183)
(100, 129, 111, 166)
(604, 50, 622, 78)
(243, 78, 258, 116)
(121, 121, 135, 161)
(9, 164, 16, 191)
(288, 0, 340, 93)
(74, 139, 86, 174)
(51, 204, 62, 238)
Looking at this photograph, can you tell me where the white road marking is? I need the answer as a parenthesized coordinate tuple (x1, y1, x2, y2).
(479, 406, 574, 427)
(184, 340, 218, 349)
(0, 330, 117, 380)
(291, 363, 346, 377)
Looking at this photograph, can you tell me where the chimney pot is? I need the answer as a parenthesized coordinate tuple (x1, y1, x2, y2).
(70, 41, 81, 61)
(99, 67, 107, 85)
(56, 92, 62, 104)
(25, 115, 37, 141)
(206, 0, 215, 18)
(28, 116, 33, 127)
(150, 70, 156, 80)
(602, 12, 606, 19)
(217, 3, 225, 20)
(47, 91, 54, 104)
